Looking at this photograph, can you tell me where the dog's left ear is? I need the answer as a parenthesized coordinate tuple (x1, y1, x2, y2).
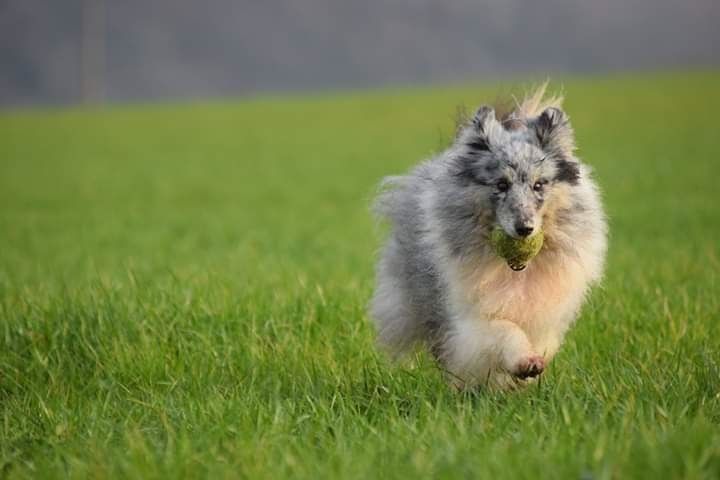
(533, 107, 575, 155)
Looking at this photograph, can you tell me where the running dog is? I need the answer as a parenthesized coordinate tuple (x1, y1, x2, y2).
(371, 85, 607, 389)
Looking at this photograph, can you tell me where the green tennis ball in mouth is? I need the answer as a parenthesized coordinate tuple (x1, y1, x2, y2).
(489, 227, 544, 271)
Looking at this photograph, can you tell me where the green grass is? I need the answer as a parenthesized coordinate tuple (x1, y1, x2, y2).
(1, 71, 719, 479)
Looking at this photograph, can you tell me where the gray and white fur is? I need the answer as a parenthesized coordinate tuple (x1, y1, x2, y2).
(371, 85, 607, 389)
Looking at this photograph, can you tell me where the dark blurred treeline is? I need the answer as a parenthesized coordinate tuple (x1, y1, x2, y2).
(1, 0, 718, 106)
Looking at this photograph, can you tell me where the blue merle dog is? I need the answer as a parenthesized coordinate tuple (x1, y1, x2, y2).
(371, 85, 607, 389)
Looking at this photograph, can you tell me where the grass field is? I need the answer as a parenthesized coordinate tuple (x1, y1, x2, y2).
(1, 71, 719, 479)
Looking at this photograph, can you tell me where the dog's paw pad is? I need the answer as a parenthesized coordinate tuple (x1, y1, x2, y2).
(514, 355, 545, 379)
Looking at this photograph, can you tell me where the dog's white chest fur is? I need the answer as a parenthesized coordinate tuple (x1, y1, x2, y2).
(454, 250, 589, 357)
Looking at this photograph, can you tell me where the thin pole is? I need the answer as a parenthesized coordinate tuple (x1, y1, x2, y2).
(81, 0, 105, 104)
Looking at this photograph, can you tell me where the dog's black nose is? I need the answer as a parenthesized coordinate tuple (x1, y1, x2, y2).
(515, 223, 534, 238)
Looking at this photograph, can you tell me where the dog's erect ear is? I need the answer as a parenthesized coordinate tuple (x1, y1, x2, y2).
(472, 106, 496, 134)
(533, 107, 574, 155)
(463, 106, 498, 152)
(535, 108, 580, 184)
(536, 107, 567, 137)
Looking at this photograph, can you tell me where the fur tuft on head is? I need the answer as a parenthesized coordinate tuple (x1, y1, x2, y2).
(506, 81, 564, 122)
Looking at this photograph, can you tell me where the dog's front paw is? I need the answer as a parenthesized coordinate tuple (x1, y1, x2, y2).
(513, 355, 545, 379)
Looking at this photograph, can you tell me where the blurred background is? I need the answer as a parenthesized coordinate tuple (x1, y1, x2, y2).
(1, 0, 719, 108)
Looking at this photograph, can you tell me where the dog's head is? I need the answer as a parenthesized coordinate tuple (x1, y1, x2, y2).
(451, 105, 580, 239)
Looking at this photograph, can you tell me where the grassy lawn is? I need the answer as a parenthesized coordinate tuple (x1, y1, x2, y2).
(1, 71, 719, 479)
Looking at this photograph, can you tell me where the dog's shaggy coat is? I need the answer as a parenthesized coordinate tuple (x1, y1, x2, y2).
(371, 85, 607, 389)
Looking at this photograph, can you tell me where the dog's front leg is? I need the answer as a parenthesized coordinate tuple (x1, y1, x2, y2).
(444, 318, 544, 387)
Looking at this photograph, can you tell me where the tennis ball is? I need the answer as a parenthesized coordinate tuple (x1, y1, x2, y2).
(489, 227, 544, 271)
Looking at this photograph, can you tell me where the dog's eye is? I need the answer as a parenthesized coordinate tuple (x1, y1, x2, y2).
(533, 181, 545, 192)
(497, 181, 509, 192)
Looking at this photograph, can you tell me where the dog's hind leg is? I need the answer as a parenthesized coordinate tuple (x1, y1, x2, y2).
(371, 239, 422, 358)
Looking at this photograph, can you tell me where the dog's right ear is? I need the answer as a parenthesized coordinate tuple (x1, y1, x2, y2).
(472, 106, 496, 134)
(464, 106, 497, 152)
